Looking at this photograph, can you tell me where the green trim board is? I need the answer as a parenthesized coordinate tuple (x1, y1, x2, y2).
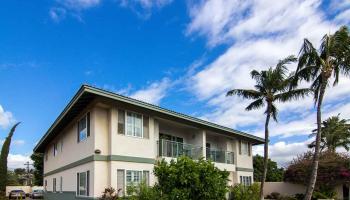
(44, 155, 155, 177)
(236, 167, 254, 172)
(44, 191, 98, 200)
(34, 85, 264, 152)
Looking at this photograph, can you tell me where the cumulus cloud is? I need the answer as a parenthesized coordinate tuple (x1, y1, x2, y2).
(7, 154, 32, 169)
(49, 0, 172, 21)
(185, 0, 350, 165)
(253, 140, 311, 167)
(130, 78, 171, 105)
(0, 105, 15, 129)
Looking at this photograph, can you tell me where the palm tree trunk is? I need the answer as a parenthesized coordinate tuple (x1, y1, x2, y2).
(304, 82, 327, 200)
(259, 111, 271, 200)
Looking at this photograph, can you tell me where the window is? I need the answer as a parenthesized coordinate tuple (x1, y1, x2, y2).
(117, 170, 125, 196)
(126, 112, 143, 138)
(77, 171, 89, 196)
(240, 176, 252, 186)
(60, 176, 63, 193)
(53, 178, 56, 192)
(78, 113, 90, 142)
(60, 139, 63, 153)
(126, 170, 142, 186)
(240, 141, 249, 155)
(54, 143, 58, 157)
(143, 171, 150, 186)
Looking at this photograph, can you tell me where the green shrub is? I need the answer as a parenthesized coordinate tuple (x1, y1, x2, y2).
(126, 182, 163, 200)
(154, 156, 229, 200)
(229, 183, 260, 200)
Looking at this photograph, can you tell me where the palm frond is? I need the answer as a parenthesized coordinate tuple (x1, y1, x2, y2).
(226, 89, 262, 99)
(245, 98, 265, 111)
(275, 88, 313, 102)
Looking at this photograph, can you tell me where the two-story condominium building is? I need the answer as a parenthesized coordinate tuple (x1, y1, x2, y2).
(33, 85, 264, 199)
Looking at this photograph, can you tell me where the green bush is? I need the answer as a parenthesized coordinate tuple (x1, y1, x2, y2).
(154, 156, 229, 200)
(229, 183, 260, 200)
(126, 182, 163, 200)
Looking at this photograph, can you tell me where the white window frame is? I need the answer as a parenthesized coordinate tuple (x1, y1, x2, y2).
(78, 172, 88, 197)
(78, 115, 88, 142)
(125, 111, 143, 138)
(241, 141, 249, 155)
(126, 170, 142, 186)
(240, 176, 252, 186)
(120, 170, 149, 194)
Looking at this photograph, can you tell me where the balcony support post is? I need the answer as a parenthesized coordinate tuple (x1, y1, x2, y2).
(202, 130, 206, 159)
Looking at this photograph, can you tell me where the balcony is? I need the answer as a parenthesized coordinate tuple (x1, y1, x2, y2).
(157, 139, 203, 160)
(206, 148, 234, 164)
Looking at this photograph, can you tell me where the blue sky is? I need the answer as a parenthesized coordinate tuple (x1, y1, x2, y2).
(0, 0, 349, 168)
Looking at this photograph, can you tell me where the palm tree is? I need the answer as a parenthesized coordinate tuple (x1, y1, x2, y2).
(308, 115, 350, 152)
(291, 26, 350, 200)
(226, 56, 311, 200)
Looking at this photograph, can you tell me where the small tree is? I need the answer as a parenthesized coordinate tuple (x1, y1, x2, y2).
(253, 155, 284, 182)
(31, 153, 44, 186)
(0, 122, 20, 193)
(284, 151, 350, 191)
(154, 156, 229, 200)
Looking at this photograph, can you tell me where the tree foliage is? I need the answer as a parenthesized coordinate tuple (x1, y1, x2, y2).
(308, 115, 350, 152)
(154, 156, 229, 200)
(229, 183, 260, 200)
(291, 25, 350, 200)
(253, 155, 284, 182)
(227, 56, 311, 199)
(31, 153, 44, 186)
(284, 151, 350, 189)
(0, 122, 20, 192)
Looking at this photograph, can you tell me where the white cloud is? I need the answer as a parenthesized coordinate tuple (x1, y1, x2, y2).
(7, 154, 32, 169)
(58, 0, 101, 10)
(0, 105, 15, 129)
(130, 78, 171, 105)
(253, 140, 311, 167)
(186, 0, 350, 134)
(120, 0, 173, 9)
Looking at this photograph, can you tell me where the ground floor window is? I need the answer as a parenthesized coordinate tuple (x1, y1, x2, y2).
(77, 171, 90, 196)
(240, 176, 252, 186)
(117, 169, 150, 196)
(53, 178, 56, 192)
(60, 176, 63, 193)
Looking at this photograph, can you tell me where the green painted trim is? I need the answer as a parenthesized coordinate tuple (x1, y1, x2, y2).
(44, 191, 99, 200)
(107, 155, 155, 164)
(44, 155, 155, 177)
(34, 85, 264, 152)
(236, 167, 254, 172)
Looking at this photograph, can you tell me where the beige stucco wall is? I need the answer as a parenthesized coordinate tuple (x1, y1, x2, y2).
(234, 140, 253, 169)
(43, 102, 257, 197)
(44, 107, 95, 174)
(44, 162, 94, 193)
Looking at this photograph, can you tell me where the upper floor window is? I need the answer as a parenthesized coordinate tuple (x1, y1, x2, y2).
(78, 113, 90, 142)
(240, 141, 250, 156)
(54, 143, 58, 157)
(126, 112, 143, 137)
(118, 110, 149, 139)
